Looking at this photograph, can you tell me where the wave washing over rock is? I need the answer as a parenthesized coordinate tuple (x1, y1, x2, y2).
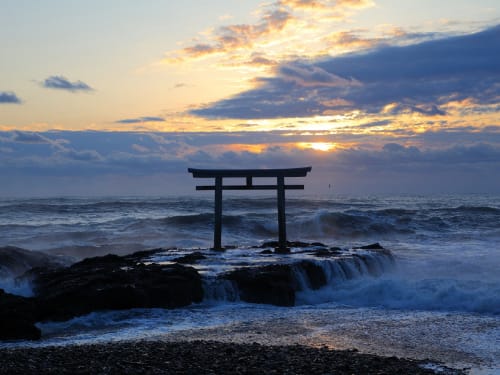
(0, 242, 394, 340)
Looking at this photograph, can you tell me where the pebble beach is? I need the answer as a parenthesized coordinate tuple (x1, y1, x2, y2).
(0, 340, 464, 374)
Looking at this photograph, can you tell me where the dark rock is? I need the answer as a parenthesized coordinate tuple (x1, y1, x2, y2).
(259, 249, 273, 255)
(274, 247, 291, 254)
(354, 243, 384, 250)
(210, 247, 226, 251)
(295, 261, 326, 290)
(310, 246, 344, 257)
(0, 289, 40, 341)
(288, 241, 312, 248)
(259, 241, 314, 249)
(311, 242, 327, 247)
(32, 253, 203, 322)
(312, 249, 332, 257)
(173, 251, 206, 264)
(222, 259, 331, 306)
(259, 241, 280, 248)
(124, 248, 167, 262)
(223, 264, 295, 306)
(0, 246, 68, 279)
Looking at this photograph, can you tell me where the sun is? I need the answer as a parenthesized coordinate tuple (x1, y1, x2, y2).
(297, 142, 336, 152)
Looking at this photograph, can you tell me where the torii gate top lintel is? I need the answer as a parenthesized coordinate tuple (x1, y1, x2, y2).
(188, 167, 312, 252)
(187, 167, 311, 178)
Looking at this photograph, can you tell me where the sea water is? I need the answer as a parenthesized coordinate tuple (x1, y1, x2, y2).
(0, 194, 499, 373)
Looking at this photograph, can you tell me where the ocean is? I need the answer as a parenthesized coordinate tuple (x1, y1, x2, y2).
(0, 194, 499, 373)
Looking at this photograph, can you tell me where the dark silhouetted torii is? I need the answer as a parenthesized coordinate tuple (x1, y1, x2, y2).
(188, 167, 312, 252)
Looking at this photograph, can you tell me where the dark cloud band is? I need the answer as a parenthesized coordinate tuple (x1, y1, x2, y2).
(0, 130, 498, 195)
(191, 25, 500, 119)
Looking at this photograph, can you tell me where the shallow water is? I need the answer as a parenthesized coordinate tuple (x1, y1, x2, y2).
(1, 303, 497, 373)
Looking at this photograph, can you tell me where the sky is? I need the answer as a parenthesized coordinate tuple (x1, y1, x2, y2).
(1, 0, 499, 196)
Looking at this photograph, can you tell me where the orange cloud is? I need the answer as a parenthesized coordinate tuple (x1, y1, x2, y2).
(162, 0, 374, 65)
(336, 0, 374, 9)
(164, 7, 293, 63)
(324, 29, 382, 51)
(279, 0, 326, 9)
(279, 0, 374, 10)
(246, 53, 277, 67)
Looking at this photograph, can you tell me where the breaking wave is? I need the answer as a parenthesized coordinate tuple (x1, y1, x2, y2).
(298, 276, 500, 315)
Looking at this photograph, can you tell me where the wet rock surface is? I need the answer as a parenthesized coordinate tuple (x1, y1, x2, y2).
(0, 249, 204, 340)
(224, 264, 296, 306)
(1, 242, 395, 341)
(354, 242, 385, 250)
(32, 253, 204, 322)
(0, 340, 465, 374)
(257, 240, 327, 251)
(222, 259, 330, 306)
(172, 251, 207, 264)
(0, 246, 69, 279)
(0, 289, 40, 341)
(220, 242, 393, 306)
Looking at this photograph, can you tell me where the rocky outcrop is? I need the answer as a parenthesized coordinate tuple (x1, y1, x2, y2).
(222, 260, 329, 307)
(32, 253, 204, 322)
(223, 264, 296, 306)
(294, 260, 327, 289)
(0, 289, 40, 341)
(0, 246, 69, 279)
(0, 243, 394, 341)
(221, 244, 394, 307)
(354, 243, 384, 250)
(173, 251, 207, 264)
(257, 241, 328, 252)
(1, 250, 205, 340)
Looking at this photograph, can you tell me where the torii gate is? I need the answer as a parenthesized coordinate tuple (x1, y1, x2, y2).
(188, 167, 312, 252)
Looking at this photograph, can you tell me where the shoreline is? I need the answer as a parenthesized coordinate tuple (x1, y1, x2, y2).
(0, 340, 465, 374)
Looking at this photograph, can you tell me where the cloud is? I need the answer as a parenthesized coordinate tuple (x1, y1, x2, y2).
(163, 0, 375, 64)
(115, 116, 165, 124)
(323, 29, 382, 51)
(56, 149, 103, 162)
(132, 144, 150, 153)
(167, 7, 293, 62)
(11, 131, 55, 144)
(279, 0, 374, 12)
(0, 91, 21, 104)
(0, 130, 498, 195)
(356, 119, 393, 128)
(279, 63, 361, 87)
(41, 76, 93, 92)
(191, 25, 500, 119)
(279, 0, 326, 8)
(246, 53, 277, 66)
(382, 103, 447, 116)
(333, 142, 500, 171)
